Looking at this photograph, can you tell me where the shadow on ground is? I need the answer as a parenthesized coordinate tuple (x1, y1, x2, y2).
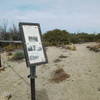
(36, 89, 49, 100)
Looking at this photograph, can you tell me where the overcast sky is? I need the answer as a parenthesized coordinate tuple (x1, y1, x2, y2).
(0, 0, 100, 33)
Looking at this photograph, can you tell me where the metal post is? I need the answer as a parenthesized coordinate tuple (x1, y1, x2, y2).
(0, 54, 1, 67)
(30, 65, 36, 100)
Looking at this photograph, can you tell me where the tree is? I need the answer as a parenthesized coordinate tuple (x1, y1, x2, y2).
(9, 24, 21, 40)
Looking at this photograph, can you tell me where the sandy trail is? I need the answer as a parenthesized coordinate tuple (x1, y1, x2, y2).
(0, 43, 100, 100)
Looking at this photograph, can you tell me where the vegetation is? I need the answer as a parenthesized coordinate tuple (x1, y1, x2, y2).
(87, 44, 100, 52)
(43, 29, 70, 46)
(0, 22, 100, 47)
(0, 22, 21, 48)
(66, 44, 76, 51)
(12, 51, 25, 60)
(0, 23, 20, 41)
(43, 29, 100, 46)
(4, 44, 22, 51)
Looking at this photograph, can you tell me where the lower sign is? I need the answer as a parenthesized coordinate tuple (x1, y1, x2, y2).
(19, 23, 48, 66)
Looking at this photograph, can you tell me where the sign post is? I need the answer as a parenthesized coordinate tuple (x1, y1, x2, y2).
(19, 23, 48, 100)
(0, 54, 1, 67)
(30, 65, 36, 100)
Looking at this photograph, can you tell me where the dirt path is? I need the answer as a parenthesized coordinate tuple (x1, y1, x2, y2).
(0, 43, 100, 100)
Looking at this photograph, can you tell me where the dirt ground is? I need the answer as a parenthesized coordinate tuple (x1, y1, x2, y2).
(0, 42, 100, 100)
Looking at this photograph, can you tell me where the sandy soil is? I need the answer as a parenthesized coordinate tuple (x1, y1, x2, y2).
(0, 42, 100, 100)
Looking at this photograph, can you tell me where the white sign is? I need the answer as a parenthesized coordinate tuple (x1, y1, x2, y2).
(19, 23, 47, 65)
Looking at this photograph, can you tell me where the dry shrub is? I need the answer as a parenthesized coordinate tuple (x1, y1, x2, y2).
(4, 44, 16, 51)
(66, 44, 76, 51)
(54, 59, 61, 63)
(4, 44, 22, 52)
(11, 51, 24, 60)
(54, 55, 67, 63)
(51, 68, 70, 83)
(0, 91, 12, 100)
(7, 52, 14, 60)
(0, 67, 5, 72)
(16, 44, 23, 49)
(96, 39, 100, 43)
(7, 52, 13, 56)
(59, 55, 68, 58)
(87, 44, 100, 52)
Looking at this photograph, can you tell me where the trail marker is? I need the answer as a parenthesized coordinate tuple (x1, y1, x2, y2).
(19, 22, 48, 100)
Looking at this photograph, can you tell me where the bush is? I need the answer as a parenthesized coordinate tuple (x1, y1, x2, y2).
(67, 44, 76, 51)
(12, 51, 25, 60)
(4, 44, 16, 51)
(96, 39, 100, 43)
(7, 52, 13, 56)
(43, 29, 70, 46)
(43, 29, 98, 46)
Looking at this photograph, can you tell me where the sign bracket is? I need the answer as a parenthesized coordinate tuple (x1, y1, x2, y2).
(28, 66, 37, 79)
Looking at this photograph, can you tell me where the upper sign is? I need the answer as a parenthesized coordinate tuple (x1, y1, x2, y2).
(19, 23, 48, 66)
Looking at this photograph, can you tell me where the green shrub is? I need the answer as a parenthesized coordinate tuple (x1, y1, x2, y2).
(12, 51, 25, 60)
(43, 30, 98, 46)
(43, 29, 70, 46)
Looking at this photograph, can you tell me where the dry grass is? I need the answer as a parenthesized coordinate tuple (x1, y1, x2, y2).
(66, 44, 76, 51)
(51, 68, 70, 83)
(0, 67, 5, 72)
(0, 91, 12, 100)
(59, 55, 68, 58)
(87, 44, 100, 52)
(54, 59, 62, 63)
(54, 55, 67, 63)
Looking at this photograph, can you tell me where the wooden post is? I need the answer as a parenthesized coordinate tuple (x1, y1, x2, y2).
(0, 54, 1, 68)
